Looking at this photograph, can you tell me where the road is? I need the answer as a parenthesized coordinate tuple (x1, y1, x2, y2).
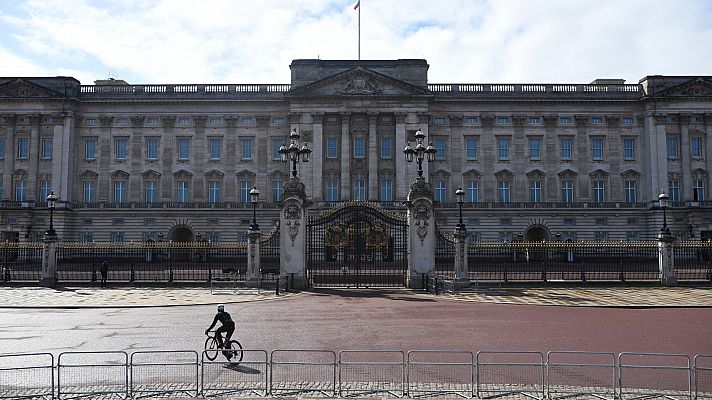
(2, 289, 711, 357)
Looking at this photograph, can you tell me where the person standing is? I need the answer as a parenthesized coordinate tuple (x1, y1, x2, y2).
(100, 260, 108, 288)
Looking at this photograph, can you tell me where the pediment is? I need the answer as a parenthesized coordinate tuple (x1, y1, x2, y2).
(526, 169, 547, 178)
(141, 169, 161, 178)
(0, 78, 66, 99)
(288, 67, 429, 98)
(656, 78, 712, 98)
(558, 168, 578, 178)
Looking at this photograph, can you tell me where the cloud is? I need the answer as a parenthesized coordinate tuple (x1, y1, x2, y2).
(0, 0, 710, 84)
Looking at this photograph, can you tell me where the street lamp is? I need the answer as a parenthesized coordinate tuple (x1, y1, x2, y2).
(249, 186, 260, 230)
(658, 191, 670, 234)
(279, 128, 311, 178)
(45, 190, 58, 237)
(455, 186, 465, 231)
(403, 127, 436, 178)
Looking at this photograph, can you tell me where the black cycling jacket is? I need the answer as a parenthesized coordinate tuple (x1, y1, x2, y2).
(207, 311, 235, 331)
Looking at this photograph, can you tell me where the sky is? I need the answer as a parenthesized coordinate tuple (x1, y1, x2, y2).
(0, 0, 710, 86)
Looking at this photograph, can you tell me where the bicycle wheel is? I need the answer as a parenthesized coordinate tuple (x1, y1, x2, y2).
(204, 336, 218, 361)
(225, 340, 244, 364)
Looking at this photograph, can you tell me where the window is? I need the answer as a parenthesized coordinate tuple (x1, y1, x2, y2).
(559, 117, 573, 124)
(562, 180, 574, 203)
(626, 232, 639, 242)
(273, 117, 285, 125)
(115, 138, 127, 160)
(591, 138, 604, 160)
(467, 180, 478, 202)
(690, 116, 702, 124)
(595, 232, 607, 242)
(113, 232, 125, 244)
(624, 181, 637, 203)
(39, 180, 51, 205)
(623, 139, 635, 159)
(82, 233, 93, 243)
(145, 181, 158, 203)
(177, 117, 191, 125)
(85, 139, 96, 160)
(667, 137, 678, 158)
(209, 139, 221, 159)
(241, 139, 253, 159)
(147, 117, 160, 126)
(435, 139, 446, 159)
(530, 181, 542, 202)
(86, 118, 98, 126)
(146, 139, 158, 160)
(529, 139, 541, 159)
(178, 139, 190, 160)
(17, 138, 29, 159)
(468, 232, 479, 244)
(498, 139, 510, 159)
(564, 218, 575, 226)
(0, 181, 3, 199)
(380, 179, 393, 202)
(498, 180, 510, 202)
(326, 180, 339, 202)
(177, 181, 190, 203)
(591, 117, 603, 125)
(466, 117, 478, 124)
(623, 117, 635, 125)
(83, 181, 95, 202)
(273, 139, 284, 160)
(433, 117, 446, 125)
(593, 180, 605, 202)
(114, 181, 126, 203)
(116, 118, 129, 126)
(0, 139, 4, 159)
(669, 180, 680, 202)
(208, 181, 221, 203)
(354, 137, 365, 158)
(209, 117, 222, 125)
(326, 138, 338, 158)
(272, 180, 284, 202)
(113, 218, 124, 225)
(381, 137, 392, 159)
(560, 139, 573, 159)
(627, 218, 637, 225)
(693, 180, 705, 201)
(496, 117, 510, 125)
(15, 179, 27, 201)
(434, 180, 446, 203)
(41, 138, 52, 159)
(466, 138, 478, 159)
(353, 180, 366, 200)
(240, 181, 251, 203)
(209, 232, 220, 243)
(500, 218, 512, 225)
(528, 117, 541, 125)
(691, 137, 703, 158)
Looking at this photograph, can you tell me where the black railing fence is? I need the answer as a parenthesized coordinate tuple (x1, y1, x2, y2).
(0, 242, 43, 282)
(259, 226, 280, 283)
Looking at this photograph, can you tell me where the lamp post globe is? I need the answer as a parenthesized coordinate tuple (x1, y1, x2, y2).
(45, 190, 58, 237)
(250, 186, 260, 230)
(658, 191, 670, 234)
(403, 127, 435, 179)
(281, 128, 311, 178)
(455, 186, 465, 229)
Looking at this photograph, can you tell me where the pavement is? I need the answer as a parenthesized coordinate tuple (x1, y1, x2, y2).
(1, 283, 711, 308)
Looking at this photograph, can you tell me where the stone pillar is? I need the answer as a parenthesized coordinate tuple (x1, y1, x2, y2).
(404, 177, 435, 288)
(395, 112, 407, 201)
(340, 112, 351, 200)
(311, 113, 324, 201)
(658, 232, 676, 286)
(453, 226, 469, 287)
(679, 115, 691, 201)
(279, 178, 310, 289)
(40, 236, 59, 287)
(246, 228, 261, 287)
(368, 113, 378, 200)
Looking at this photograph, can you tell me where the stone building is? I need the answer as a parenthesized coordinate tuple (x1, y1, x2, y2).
(0, 59, 710, 243)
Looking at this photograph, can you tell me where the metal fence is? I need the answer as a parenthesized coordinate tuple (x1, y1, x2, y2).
(1, 349, 711, 399)
(0, 243, 43, 283)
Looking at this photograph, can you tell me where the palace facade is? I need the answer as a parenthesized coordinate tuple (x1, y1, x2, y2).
(0, 59, 710, 243)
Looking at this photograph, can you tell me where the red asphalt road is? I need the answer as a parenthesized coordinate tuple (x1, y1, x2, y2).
(241, 289, 712, 357)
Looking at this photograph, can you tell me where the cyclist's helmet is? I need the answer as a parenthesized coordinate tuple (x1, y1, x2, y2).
(217, 304, 224, 312)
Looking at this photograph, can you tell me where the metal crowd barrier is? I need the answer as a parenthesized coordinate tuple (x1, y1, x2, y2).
(618, 352, 691, 400)
(476, 351, 545, 400)
(0, 352, 54, 400)
(201, 349, 268, 397)
(408, 350, 474, 398)
(547, 351, 616, 400)
(339, 350, 405, 397)
(130, 350, 198, 398)
(269, 349, 337, 397)
(57, 351, 128, 399)
(696, 355, 712, 399)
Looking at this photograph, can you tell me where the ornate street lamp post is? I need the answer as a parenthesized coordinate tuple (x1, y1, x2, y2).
(658, 191, 670, 234)
(250, 186, 260, 230)
(279, 128, 311, 178)
(403, 128, 436, 178)
(45, 191, 58, 237)
(455, 186, 465, 231)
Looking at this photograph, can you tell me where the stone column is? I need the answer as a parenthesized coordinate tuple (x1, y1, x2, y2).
(679, 115, 691, 200)
(129, 115, 145, 202)
(2, 116, 16, 200)
(706, 115, 712, 197)
(40, 236, 59, 287)
(340, 112, 351, 200)
(98, 116, 113, 201)
(160, 116, 175, 200)
(311, 113, 324, 201)
(395, 112, 407, 201)
(368, 113, 378, 200)
(453, 226, 469, 287)
(279, 178, 310, 289)
(246, 227, 261, 287)
(404, 177, 435, 288)
(658, 231, 676, 286)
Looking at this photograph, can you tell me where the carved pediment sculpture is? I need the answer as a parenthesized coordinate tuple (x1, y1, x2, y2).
(0, 79, 64, 98)
(335, 72, 384, 95)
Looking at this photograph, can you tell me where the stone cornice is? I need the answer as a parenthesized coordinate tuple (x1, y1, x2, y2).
(311, 112, 324, 124)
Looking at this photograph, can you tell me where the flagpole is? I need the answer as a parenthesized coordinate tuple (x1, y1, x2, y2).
(358, 1, 361, 60)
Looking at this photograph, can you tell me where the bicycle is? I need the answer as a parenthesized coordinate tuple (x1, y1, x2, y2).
(204, 331, 243, 363)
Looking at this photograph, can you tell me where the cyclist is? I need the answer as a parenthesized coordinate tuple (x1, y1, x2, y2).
(205, 304, 235, 360)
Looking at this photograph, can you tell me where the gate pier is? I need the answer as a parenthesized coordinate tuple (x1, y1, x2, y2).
(404, 177, 435, 288)
(279, 178, 310, 290)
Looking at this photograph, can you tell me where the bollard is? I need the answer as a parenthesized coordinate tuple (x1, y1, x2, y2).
(434, 276, 439, 295)
(91, 264, 97, 282)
